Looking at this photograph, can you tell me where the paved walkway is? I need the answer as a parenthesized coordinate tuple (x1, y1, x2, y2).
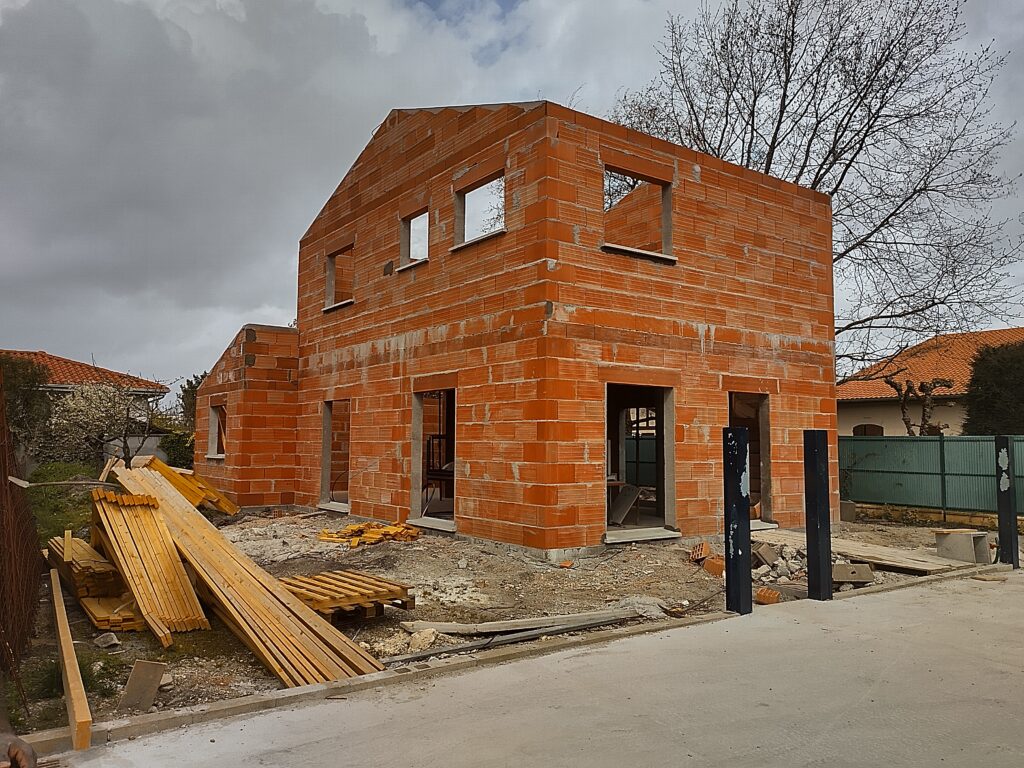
(69, 572, 1024, 768)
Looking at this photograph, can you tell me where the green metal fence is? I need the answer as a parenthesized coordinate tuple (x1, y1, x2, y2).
(838, 435, 1024, 513)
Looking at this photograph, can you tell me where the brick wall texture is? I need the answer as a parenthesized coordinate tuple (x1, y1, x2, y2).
(195, 101, 837, 550)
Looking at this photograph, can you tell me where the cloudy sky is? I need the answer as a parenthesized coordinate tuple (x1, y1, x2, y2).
(0, 0, 1021, 396)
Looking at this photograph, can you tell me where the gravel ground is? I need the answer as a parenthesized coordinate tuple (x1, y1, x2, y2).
(13, 512, 957, 733)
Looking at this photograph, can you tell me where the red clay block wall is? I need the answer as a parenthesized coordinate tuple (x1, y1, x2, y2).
(194, 324, 299, 507)
(203, 101, 836, 551)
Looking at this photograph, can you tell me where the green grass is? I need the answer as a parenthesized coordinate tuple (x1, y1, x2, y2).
(26, 461, 96, 544)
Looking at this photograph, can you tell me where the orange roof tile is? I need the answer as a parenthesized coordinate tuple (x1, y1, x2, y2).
(837, 328, 1024, 401)
(0, 350, 168, 394)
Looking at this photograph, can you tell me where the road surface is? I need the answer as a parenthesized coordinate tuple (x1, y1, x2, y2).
(68, 571, 1024, 768)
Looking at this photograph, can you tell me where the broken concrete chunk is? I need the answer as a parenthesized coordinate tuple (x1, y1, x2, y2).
(457, 558, 468, 569)
(408, 628, 439, 653)
(93, 632, 120, 649)
(838, 582, 855, 592)
(753, 564, 771, 578)
(158, 673, 174, 692)
(832, 563, 874, 584)
(752, 542, 778, 567)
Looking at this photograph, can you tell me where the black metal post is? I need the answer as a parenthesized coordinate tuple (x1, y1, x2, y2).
(723, 427, 752, 615)
(995, 435, 1019, 569)
(804, 430, 833, 600)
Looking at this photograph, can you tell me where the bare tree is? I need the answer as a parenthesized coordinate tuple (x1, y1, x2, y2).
(883, 376, 954, 434)
(611, 0, 1021, 375)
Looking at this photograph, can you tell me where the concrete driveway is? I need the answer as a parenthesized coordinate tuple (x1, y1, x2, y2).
(68, 572, 1024, 768)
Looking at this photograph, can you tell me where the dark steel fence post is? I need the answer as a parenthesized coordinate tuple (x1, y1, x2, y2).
(995, 435, 1019, 569)
(804, 430, 833, 600)
(723, 427, 752, 615)
(939, 433, 947, 523)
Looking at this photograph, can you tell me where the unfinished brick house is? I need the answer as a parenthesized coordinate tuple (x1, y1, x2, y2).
(194, 101, 836, 553)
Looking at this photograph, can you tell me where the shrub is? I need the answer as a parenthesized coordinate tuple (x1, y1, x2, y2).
(26, 462, 95, 544)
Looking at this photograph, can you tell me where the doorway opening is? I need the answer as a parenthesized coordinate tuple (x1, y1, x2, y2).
(727, 392, 772, 522)
(320, 399, 351, 509)
(606, 384, 675, 539)
(410, 389, 456, 529)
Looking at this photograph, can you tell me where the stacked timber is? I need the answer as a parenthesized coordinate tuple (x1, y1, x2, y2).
(112, 466, 384, 686)
(90, 490, 210, 647)
(79, 596, 147, 632)
(46, 535, 124, 598)
(318, 521, 420, 548)
(135, 456, 239, 515)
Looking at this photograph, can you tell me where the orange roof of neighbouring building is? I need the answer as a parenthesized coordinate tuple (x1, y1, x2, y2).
(0, 350, 168, 394)
(837, 328, 1024, 401)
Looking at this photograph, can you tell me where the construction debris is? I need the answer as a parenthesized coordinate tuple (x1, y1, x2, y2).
(689, 542, 710, 562)
(117, 660, 168, 712)
(702, 555, 725, 578)
(90, 489, 210, 647)
(280, 569, 415, 618)
(399, 606, 643, 636)
(92, 632, 120, 649)
(832, 563, 875, 584)
(318, 521, 420, 548)
(754, 587, 782, 605)
(112, 465, 383, 686)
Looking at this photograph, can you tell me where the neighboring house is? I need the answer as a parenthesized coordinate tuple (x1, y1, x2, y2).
(0, 349, 170, 464)
(836, 328, 1024, 436)
(195, 101, 835, 552)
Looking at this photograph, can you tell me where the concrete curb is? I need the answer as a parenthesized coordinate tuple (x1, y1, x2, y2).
(31, 562, 1014, 758)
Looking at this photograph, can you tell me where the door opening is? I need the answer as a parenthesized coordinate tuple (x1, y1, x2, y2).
(606, 384, 674, 531)
(411, 389, 456, 524)
(320, 399, 351, 508)
(728, 392, 772, 522)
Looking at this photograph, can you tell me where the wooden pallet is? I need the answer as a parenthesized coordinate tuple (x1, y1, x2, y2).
(46, 535, 124, 599)
(280, 570, 415, 617)
(90, 489, 210, 647)
(112, 466, 383, 687)
(751, 528, 971, 575)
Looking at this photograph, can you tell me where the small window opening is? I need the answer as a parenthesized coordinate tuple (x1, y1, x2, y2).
(457, 175, 505, 244)
(401, 210, 429, 266)
(325, 244, 353, 308)
(603, 168, 672, 257)
(852, 423, 884, 436)
(208, 404, 227, 457)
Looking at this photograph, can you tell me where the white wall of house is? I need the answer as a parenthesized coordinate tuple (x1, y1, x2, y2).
(102, 434, 168, 463)
(837, 399, 966, 436)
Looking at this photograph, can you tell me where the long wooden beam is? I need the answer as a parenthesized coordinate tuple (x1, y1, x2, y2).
(50, 569, 92, 750)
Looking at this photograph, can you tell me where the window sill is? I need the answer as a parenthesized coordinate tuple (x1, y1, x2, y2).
(322, 298, 355, 313)
(449, 228, 507, 253)
(601, 242, 678, 264)
(205, 454, 226, 461)
(395, 258, 429, 273)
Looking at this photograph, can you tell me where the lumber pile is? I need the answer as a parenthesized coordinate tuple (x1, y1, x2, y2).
(79, 595, 147, 632)
(317, 521, 420, 548)
(90, 490, 210, 647)
(112, 465, 383, 686)
(281, 569, 415, 618)
(133, 456, 239, 515)
(46, 535, 124, 598)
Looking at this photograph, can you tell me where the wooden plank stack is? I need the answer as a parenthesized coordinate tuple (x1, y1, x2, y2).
(112, 465, 383, 687)
(136, 456, 240, 515)
(317, 521, 420, 548)
(281, 569, 415, 619)
(90, 489, 210, 648)
(79, 595, 147, 632)
(46, 535, 124, 599)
